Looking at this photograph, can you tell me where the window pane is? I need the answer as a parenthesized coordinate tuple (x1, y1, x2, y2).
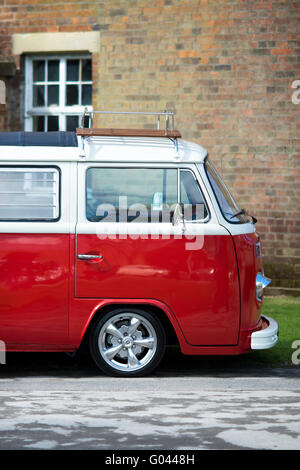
(82, 115, 90, 128)
(180, 170, 208, 220)
(67, 59, 79, 81)
(66, 85, 78, 105)
(33, 60, 45, 82)
(66, 115, 79, 131)
(33, 85, 45, 107)
(48, 115, 59, 131)
(47, 85, 59, 106)
(48, 60, 59, 81)
(33, 115, 45, 131)
(82, 59, 92, 81)
(0, 168, 59, 220)
(205, 160, 247, 223)
(82, 84, 92, 105)
(86, 168, 177, 222)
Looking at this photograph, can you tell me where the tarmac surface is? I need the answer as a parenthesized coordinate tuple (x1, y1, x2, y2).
(0, 348, 299, 450)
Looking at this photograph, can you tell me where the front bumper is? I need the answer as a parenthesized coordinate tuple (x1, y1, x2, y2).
(251, 315, 279, 350)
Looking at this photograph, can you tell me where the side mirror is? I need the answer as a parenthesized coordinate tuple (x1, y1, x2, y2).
(172, 203, 186, 233)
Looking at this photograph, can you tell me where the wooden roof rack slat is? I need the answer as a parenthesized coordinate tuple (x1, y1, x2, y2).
(76, 109, 181, 139)
(76, 128, 181, 138)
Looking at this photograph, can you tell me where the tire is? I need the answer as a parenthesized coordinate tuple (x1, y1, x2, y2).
(89, 307, 166, 377)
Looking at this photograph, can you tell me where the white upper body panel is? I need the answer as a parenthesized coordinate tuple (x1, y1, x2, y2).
(0, 136, 207, 164)
(0, 133, 256, 236)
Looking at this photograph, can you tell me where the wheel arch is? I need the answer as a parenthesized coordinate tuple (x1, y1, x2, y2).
(79, 300, 182, 351)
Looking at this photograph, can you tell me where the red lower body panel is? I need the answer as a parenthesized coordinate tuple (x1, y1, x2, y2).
(0, 233, 69, 347)
(0, 231, 264, 355)
(75, 234, 241, 347)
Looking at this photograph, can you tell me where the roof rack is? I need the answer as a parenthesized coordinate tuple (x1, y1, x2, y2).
(76, 109, 181, 139)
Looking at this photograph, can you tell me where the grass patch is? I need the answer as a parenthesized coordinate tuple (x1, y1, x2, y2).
(250, 296, 300, 366)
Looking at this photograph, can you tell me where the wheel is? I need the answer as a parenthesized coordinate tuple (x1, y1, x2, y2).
(89, 307, 166, 377)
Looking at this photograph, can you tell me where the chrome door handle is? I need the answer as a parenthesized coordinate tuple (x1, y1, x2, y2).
(77, 254, 103, 261)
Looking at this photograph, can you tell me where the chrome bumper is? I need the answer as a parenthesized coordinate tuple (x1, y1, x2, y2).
(251, 315, 279, 350)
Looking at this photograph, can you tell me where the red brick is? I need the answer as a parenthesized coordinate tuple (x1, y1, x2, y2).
(0, 0, 299, 286)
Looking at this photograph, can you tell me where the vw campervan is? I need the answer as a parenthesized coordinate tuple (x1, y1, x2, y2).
(0, 111, 278, 376)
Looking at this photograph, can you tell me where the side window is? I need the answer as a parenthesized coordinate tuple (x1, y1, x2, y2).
(180, 169, 208, 221)
(0, 167, 60, 221)
(86, 167, 177, 223)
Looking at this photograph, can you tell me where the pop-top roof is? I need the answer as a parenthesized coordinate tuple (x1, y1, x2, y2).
(0, 110, 180, 145)
(0, 132, 78, 147)
(0, 111, 208, 163)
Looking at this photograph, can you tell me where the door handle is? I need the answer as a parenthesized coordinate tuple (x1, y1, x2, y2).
(77, 254, 104, 261)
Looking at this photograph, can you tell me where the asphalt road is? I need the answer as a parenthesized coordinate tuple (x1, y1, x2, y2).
(0, 348, 299, 450)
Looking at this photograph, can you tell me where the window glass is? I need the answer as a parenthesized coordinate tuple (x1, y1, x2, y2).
(86, 168, 177, 223)
(0, 168, 59, 221)
(205, 160, 248, 223)
(66, 58, 92, 106)
(180, 170, 208, 221)
(66, 115, 79, 131)
(33, 60, 45, 82)
(33, 115, 45, 132)
(47, 85, 59, 106)
(82, 84, 92, 105)
(48, 60, 59, 81)
(67, 59, 79, 81)
(33, 85, 45, 107)
(33, 115, 59, 132)
(47, 116, 59, 131)
(66, 85, 79, 106)
(82, 59, 92, 81)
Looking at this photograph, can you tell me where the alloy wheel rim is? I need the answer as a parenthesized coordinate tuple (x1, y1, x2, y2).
(98, 313, 158, 372)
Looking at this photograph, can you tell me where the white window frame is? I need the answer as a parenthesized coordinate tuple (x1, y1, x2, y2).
(0, 80, 6, 105)
(24, 54, 93, 132)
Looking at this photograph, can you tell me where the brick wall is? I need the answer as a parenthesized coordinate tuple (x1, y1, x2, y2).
(0, 0, 299, 287)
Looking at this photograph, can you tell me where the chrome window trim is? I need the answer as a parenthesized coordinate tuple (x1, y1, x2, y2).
(179, 168, 210, 224)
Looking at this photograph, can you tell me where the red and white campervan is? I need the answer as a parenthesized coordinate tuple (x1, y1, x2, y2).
(0, 111, 278, 376)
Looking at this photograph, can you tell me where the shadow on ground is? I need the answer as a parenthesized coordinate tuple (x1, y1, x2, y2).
(1, 346, 299, 379)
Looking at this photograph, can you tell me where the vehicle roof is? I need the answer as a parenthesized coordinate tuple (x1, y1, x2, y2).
(0, 132, 207, 164)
